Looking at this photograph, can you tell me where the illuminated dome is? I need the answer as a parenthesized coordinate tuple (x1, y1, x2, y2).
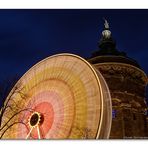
(90, 19, 140, 68)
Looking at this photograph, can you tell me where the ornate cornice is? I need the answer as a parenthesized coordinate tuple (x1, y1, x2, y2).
(111, 91, 147, 107)
(111, 90, 143, 98)
(112, 102, 146, 114)
(112, 98, 121, 102)
(94, 62, 148, 85)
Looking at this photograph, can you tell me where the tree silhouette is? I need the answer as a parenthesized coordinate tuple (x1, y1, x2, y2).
(0, 76, 19, 127)
(73, 126, 94, 139)
(0, 76, 33, 139)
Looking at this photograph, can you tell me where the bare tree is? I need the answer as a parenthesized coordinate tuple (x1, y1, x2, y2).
(0, 76, 19, 127)
(73, 126, 94, 139)
(0, 77, 34, 139)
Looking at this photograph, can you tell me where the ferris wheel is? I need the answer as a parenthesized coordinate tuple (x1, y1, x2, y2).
(0, 53, 112, 139)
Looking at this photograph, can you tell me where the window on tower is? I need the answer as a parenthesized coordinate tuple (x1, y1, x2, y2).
(112, 109, 117, 118)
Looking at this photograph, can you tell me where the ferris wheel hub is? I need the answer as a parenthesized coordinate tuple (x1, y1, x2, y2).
(28, 112, 44, 128)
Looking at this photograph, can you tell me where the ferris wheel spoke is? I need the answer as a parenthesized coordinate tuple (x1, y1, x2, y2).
(37, 125, 41, 139)
(26, 127, 33, 139)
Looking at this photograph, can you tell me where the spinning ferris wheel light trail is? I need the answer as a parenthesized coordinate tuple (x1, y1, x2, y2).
(0, 53, 112, 139)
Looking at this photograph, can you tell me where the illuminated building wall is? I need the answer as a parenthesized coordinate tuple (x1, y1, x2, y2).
(88, 20, 148, 139)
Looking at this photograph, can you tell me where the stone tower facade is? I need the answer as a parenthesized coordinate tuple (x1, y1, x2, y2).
(88, 20, 148, 139)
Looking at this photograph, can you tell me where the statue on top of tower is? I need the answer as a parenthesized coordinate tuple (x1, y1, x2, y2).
(102, 18, 111, 39)
(103, 18, 109, 30)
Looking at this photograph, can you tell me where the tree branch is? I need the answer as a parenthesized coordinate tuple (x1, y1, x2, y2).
(0, 121, 28, 139)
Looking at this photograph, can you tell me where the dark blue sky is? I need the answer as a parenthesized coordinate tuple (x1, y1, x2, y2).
(0, 9, 148, 82)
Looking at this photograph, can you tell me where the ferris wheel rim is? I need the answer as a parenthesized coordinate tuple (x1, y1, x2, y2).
(4, 53, 105, 139)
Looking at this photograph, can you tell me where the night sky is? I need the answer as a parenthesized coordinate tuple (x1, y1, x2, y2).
(0, 9, 148, 84)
